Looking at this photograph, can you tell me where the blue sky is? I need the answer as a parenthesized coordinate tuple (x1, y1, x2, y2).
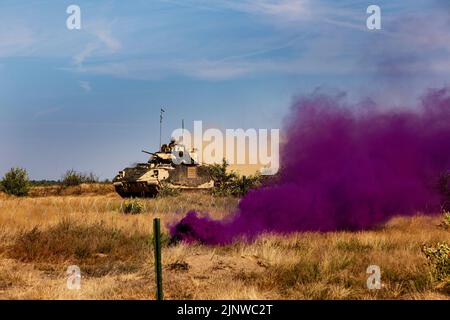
(1, 0, 449, 179)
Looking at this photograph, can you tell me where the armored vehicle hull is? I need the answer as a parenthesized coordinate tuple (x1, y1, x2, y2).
(113, 142, 213, 198)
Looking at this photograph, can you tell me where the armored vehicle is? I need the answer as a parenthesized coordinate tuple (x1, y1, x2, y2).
(113, 140, 214, 198)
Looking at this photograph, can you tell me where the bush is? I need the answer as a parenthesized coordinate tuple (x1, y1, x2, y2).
(121, 199, 144, 214)
(29, 180, 59, 187)
(157, 183, 181, 198)
(62, 169, 98, 187)
(422, 242, 450, 283)
(0, 167, 30, 196)
(441, 212, 450, 229)
(238, 174, 262, 196)
(208, 159, 261, 197)
(208, 159, 238, 196)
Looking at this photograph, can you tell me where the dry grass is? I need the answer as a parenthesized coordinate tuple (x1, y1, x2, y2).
(0, 185, 448, 300)
(29, 183, 114, 197)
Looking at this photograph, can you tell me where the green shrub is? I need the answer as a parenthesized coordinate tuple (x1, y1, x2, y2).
(29, 180, 59, 187)
(238, 174, 261, 196)
(121, 199, 144, 214)
(422, 242, 450, 282)
(0, 167, 30, 196)
(157, 183, 181, 198)
(61, 169, 98, 187)
(208, 159, 261, 197)
(440, 211, 450, 229)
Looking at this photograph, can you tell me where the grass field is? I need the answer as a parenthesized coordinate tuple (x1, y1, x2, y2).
(0, 184, 448, 300)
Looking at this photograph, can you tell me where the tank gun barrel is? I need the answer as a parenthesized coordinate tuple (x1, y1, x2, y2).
(142, 150, 156, 156)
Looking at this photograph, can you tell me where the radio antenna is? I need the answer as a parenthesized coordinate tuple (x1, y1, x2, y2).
(159, 108, 165, 149)
(182, 119, 185, 144)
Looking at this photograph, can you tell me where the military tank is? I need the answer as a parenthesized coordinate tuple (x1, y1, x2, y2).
(113, 139, 214, 198)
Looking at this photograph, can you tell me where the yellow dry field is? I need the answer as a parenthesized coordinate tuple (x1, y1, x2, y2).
(0, 185, 448, 300)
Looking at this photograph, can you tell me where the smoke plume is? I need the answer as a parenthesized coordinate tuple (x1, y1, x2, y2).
(170, 87, 450, 245)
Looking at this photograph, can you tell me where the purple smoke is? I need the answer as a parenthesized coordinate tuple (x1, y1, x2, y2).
(170, 88, 450, 245)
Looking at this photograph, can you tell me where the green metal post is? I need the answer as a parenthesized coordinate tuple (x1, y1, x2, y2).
(153, 218, 163, 300)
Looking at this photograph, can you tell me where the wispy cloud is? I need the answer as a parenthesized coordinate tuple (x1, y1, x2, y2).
(73, 21, 122, 67)
(71, 51, 359, 81)
(71, 58, 253, 80)
(166, 0, 363, 29)
(218, 0, 310, 22)
(90, 25, 121, 52)
(78, 80, 92, 92)
(73, 43, 97, 66)
(2, 0, 448, 83)
(360, 11, 450, 80)
(163, 0, 311, 25)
